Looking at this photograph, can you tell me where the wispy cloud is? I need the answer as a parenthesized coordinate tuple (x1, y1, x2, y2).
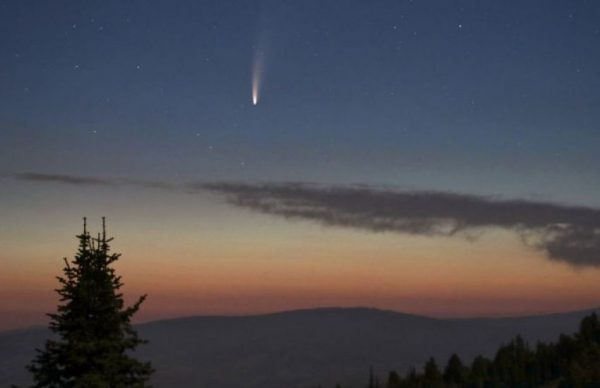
(200, 182, 600, 268)
(12, 172, 175, 190)
(14, 172, 113, 186)
(12, 173, 600, 267)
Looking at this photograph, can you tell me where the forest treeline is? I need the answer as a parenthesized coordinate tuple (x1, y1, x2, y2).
(330, 312, 600, 388)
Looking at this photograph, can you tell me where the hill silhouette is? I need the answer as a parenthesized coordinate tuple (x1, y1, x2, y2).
(1, 307, 597, 388)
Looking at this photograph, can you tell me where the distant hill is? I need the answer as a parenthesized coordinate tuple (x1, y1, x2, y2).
(1, 307, 597, 388)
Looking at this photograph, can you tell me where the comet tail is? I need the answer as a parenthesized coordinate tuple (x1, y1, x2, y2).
(252, 48, 264, 106)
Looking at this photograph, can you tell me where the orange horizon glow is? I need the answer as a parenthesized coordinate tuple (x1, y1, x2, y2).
(2, 188, 600, 332)
(3, 221, 600, 331)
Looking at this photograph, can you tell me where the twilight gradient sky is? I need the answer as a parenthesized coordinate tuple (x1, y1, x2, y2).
(1, 0, 600, 331)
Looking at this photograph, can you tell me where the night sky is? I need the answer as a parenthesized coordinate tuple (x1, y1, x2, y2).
(2, 1, 600, 331)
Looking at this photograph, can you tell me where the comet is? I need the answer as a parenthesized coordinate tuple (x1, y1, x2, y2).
(251, 50, 264, 106)
(252, 78, 259, 105)
(251, 27, 268, 106)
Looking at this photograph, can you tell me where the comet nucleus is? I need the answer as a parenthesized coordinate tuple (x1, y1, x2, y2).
(251, 52, 263, 106)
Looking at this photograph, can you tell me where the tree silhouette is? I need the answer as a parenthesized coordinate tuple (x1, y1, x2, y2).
(367, 366, 375, 388)
(443, 354, 465, 386)
(26, 218, 153, 387)
(387, 370, 401, 387)
(371, 311, 600, 387)
(469, 355, 491, 385)
(423, 357, 443, 386)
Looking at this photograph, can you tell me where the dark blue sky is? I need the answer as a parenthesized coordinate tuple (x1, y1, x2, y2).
(2, 0, 600, 204)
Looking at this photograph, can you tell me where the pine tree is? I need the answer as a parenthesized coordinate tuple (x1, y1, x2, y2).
(423, 357, 443, 386)
(386, 370, 401, 388)
(27, 218, 153, 387)
(443, 353, 466, 386)
(368, 366, 375, 388)
(469, 355, 491, 385)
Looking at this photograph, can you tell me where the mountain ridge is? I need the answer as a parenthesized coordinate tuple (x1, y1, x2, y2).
(2, 306, 598, 388)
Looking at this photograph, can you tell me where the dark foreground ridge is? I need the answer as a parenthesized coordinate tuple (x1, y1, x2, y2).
(382, 312, 600, 387)
(1, 307, 598, 388)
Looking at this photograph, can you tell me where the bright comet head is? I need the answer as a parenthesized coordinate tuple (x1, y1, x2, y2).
(251, 65, 261, 105)
(251, 48, 264, 106)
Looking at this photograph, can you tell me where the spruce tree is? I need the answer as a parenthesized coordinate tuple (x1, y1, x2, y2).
(367, 366, 375, 388)
(27, 218, 153, 387)
(443, 353, 465, 386)
(423, 357, 442, 386)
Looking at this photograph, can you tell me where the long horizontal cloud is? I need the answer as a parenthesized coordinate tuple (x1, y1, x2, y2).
(11, 173, 600, 267)
(199, 182, 600, 268)
(12, 172, 175, 190)
(15, 172, 113, 186)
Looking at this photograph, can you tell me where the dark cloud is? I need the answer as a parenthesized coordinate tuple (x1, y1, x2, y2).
(14, 172, 113, 186)
(12, 173, 600, 267)
(199, 182, 600, 267)
(12, 172, 175, 191)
